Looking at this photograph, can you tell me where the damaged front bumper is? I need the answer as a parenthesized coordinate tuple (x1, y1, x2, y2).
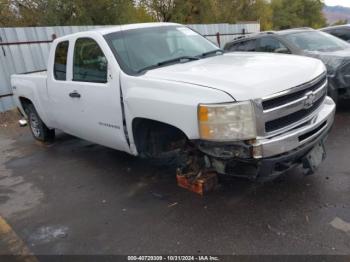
(197, 96, 336, 181)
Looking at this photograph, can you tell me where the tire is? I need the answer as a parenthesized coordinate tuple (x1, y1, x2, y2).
(25, 103, 55, 143)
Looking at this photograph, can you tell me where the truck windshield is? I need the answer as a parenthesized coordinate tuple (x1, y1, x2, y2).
(104, 26, 221, 75)
(284, 31, 350, 52)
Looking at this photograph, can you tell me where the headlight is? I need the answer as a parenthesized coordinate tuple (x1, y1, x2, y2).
(198, 101, 257, 141)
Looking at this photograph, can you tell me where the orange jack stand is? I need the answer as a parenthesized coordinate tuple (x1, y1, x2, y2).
(176, 170, 218, 196)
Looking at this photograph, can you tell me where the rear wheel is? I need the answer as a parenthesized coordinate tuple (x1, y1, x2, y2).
(25, 104, 55, 143)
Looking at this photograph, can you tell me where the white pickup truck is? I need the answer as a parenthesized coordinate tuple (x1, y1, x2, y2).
(11, 23, 336, 181)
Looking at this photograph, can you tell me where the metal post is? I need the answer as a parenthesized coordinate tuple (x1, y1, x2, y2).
(216, 32, 221, 47)
(0, 37, 6, 56)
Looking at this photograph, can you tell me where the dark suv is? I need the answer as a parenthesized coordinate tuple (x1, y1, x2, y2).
(224, 28, 350, 102)
(321, 25, 350, 42)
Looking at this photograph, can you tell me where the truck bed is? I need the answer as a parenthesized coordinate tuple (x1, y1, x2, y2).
(11, 70, 49, 123)
(17, 70, 47, 77)
(25, 70, 47, 76)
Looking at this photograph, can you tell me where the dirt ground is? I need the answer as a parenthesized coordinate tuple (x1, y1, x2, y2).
(0, 110, 21, 129)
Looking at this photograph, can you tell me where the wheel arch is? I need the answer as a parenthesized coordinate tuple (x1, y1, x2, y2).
(18, 96, 34, 116)
(131, 117, 189, 156)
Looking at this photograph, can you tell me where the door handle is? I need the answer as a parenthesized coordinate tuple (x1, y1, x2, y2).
(69, 91, 81, 98)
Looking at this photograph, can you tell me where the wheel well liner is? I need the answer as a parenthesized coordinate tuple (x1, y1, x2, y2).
(132, 118, 188, 156)
(18, 97, 33, 113)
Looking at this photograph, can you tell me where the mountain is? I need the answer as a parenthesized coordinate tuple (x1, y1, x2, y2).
(323, 5, 350, 25)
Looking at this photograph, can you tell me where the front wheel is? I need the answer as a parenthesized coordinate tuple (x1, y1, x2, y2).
(26, 104, 55, 143)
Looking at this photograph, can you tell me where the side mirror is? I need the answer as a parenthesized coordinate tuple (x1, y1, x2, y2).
(275, 47, 291, 54)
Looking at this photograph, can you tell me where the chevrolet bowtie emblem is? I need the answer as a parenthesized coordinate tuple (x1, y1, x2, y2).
(304, 92, 316, 109)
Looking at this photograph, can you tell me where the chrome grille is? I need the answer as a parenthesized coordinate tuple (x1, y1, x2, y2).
(256, 73, 328, 136)
(265, 92, 326, 132)
(262, 75, 327, 110)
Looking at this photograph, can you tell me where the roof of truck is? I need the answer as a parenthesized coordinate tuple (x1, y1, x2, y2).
(54, 22, 181, 42)
(95, 22, 181, 35)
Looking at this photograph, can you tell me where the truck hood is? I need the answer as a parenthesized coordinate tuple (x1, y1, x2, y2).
(144, 53, 325, 101)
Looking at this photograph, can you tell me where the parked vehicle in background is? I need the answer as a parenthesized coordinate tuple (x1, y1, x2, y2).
(321, 25, 350, 42)
(11, 23, 335, 182)
(224, 28, 350, 103)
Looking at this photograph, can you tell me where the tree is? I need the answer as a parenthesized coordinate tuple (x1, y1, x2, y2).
(0, 0, 44, 27)
(271, 0, 326, 30)
(0, 0, 15, 26)
(236, 0, 273, 30)
(170, 0, 211, 24)
(332, 19, 348, 26)
(0, 0, 327, 30)
(302, 0, 326, 28)
(0, 0, 154, 26)
(140, 0, 176, 22)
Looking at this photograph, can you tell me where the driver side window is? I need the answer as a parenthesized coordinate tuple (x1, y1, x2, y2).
(228, 39, 257, 52)
(257, 37, 290, 53)
(73, 38, 108, 83)
(332, 28, 350, 41)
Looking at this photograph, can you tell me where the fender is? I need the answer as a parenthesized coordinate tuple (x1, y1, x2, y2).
(120, 73, 234, 155)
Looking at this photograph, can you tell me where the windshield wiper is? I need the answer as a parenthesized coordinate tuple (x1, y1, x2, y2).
(199, 49, 225, 58)
(158, 56, 199, 66)
(137, 56, 199, 73)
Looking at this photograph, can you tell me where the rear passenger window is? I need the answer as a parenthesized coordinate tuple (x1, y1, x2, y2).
(73, 38, 108, 83)
(228, 39, 256, 52)
(54, 41, 69, 81)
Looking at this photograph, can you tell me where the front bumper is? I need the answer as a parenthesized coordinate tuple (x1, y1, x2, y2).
(252, 129, 329, 181)
(201, 96, 336, 181)
(252, 96, 335, 159)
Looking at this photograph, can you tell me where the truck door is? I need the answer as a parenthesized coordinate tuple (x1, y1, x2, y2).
(48, 36, 130, 153)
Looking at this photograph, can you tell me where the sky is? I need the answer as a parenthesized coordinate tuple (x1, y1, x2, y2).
(325, 0, 350, 7)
